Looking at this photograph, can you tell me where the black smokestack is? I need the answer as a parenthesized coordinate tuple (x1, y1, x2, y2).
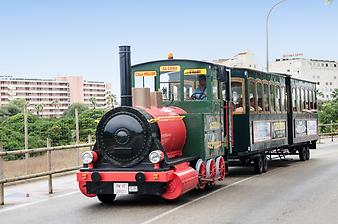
(119, 45, 132, 106)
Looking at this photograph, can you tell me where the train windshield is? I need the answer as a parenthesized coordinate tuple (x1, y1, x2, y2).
(134, 71, 156, 91)
(184, 74, 207, 101)
(160, 71, 180, 101)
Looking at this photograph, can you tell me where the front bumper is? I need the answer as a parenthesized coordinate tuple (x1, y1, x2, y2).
(77, 170, 175, 197)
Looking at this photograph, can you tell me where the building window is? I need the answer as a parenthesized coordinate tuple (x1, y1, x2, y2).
(326, 64, 329, 67)
(334, 64, 337, 68)
(287, 69, 290, 73)
(330, 82, 332, 85)
(334, 76, 337, 79)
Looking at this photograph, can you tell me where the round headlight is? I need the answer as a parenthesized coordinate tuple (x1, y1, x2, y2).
(149, 150, 164, 164)
(82, 151, 94, 165)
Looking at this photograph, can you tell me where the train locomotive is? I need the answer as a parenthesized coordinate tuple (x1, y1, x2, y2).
(77, 46, 227, 203)
(77, 46, 318, 203)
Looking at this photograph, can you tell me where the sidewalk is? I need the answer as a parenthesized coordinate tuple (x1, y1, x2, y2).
(1, 173, 78, 208)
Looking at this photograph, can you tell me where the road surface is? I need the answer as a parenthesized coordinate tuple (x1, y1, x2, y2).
(1, 140, 337, 224)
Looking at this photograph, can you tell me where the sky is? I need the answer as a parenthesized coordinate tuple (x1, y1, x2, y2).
(0, 0, 337, 95)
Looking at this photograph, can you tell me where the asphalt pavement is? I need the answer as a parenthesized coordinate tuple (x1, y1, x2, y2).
(0, 139, 337, 224)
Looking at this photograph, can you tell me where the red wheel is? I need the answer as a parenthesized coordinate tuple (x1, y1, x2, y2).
(206, 159, 216, 179)
(195, 159, 207, 190)
(215, 156, 226, 181)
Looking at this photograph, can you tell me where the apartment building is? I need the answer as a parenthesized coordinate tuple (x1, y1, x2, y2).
(0, 75, 112, 116)
(213, 51, 257, 70)
(270, 55, 338, 100)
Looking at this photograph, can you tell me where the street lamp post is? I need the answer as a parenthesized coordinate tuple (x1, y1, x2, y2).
(266, 0, 287, 72)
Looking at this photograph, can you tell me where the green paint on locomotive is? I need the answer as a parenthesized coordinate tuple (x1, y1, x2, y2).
(131, 59, 224, 161)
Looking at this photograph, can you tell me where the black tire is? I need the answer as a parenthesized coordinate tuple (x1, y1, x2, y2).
(262, 155, 268, 173)
(97, 194, 117, 204)
(289, 148, 296, 154)
(305, 146, 310, 160)
(254, 156, 263, 174)
(299, 146, 306, 161)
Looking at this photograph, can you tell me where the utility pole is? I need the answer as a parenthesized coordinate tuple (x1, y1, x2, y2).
(266, 0, 287, 72)
(24, 103, 29, 174)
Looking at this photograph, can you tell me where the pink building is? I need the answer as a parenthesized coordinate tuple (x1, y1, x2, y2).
(0, 75, 112, 117)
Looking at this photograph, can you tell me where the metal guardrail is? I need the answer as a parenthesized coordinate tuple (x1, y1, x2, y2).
(0, 139, 95, 205)
(318, 122, 338, 143)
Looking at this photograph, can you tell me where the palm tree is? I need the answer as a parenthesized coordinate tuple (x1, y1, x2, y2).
(89, 97, 97, 109)
(331, 88, 338, 103)
(51, 100, 60, 117)
(107, 94, 117, 109)
(34, 104, 44, 117)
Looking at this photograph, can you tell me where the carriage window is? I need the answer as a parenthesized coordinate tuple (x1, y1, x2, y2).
(309, 90, 314, 109)
(305, 89, 309, 109)
(263, 83, 270, 112)
(296, 88, 300, 112)
(249, 79, 256, 112)
(270, 84, 275, 112)
(314, 91, 318, 109)
(281, 86, 286, 112)
(232, 79, 245, 113)
(212, 78, 219, 100)
(292, 88, 297, 112)
(276, 86, 281, 112)
(134, 71, 156, 91)
(160, 71, 180, 101)
(257, 82, 263, 112)
(184, 74, 207, 101)
(301, 89, 305, 111)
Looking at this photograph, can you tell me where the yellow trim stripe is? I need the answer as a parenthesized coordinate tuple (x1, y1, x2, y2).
(148, 116, 185, 123)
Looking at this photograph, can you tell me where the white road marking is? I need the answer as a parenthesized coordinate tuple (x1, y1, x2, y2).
(0, 191, 79, 213)
(140, 175, 257, 224)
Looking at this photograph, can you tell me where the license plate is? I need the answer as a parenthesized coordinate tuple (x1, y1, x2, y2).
(128, 186, 138, 193)
(114, 183, 129, 194)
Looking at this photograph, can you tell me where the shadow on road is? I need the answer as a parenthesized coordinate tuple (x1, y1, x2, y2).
(83, 157, 306, 207)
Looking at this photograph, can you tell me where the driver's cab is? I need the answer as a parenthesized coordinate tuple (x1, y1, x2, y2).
(131, 59, 220, 110)
(131, 59, 230, 160)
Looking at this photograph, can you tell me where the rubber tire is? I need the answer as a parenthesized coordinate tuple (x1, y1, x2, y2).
(305, 146, 310, 160)
(97, 194, 117, 204)
(299, 146, 306, 161)
(254, 156, 263, 174)
(289, 148, 296, 154)
(262, 155, 268, 173)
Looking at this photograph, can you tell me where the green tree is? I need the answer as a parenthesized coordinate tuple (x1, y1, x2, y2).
(318, 101, 338, 124)
(331, 88, 338, 103)
(79, 109, 105, 141)
(89, 97, 97, 109)
(47, 121, 72, 146)
(107, 93, 118, 109)
(62, 103, 88, 118)
(0, 99, 26, 121)
(34, 104, 44, 117)
(51, 100, 61, 117)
